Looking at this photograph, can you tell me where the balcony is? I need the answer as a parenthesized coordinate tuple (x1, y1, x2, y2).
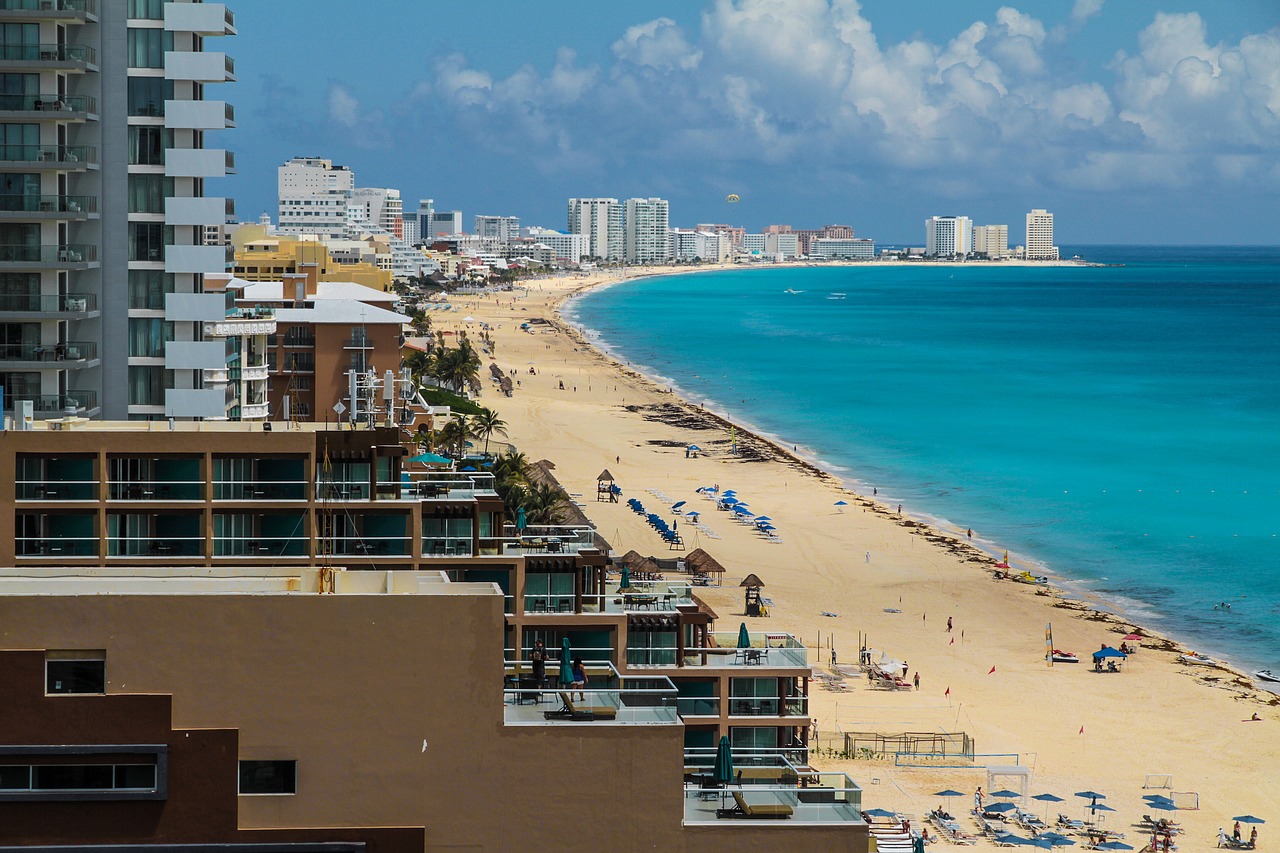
(343, 337, 374, 350)
(108, 536, 204, 558)
(676, 696, 721, 717)
(0, 93, 95, 120)
(581, 580, 694, 615)
(0, 42, 96, 71)
(163, 244, 228, 274)
(163, 99, 232, 130)
(164, 196, 227, 227)
(4, 390, 97, 415)
(213, 535, 307, 558)
(493, 523, 601, 556)
(164, 1, 234, 36)
(0, 145, 94, 171)
(164, 147, 230, 178)
(0, 244, 96, 269)
(0, 292, 97, 318)
(164, 50, 234, 82)
(16, 535, 97, 557)
(242, 364, 269, 381)
(240, 400, 269, 420)
(0, 0, 97, 21)
(213, 480, 307, 501)
(682, 632, 810, 669)
(279, 355, 314, 373)
(503, 664, 679, 726)
(682, 751, 862, 825)
(0, 194, 96, 219)
(0, 340, 96, 367)
(107, 480, 203, 501)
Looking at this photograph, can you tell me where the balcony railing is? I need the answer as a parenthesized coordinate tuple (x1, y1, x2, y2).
(213, 536, 307, 558)
(0, 340, 96, 361)
(0, 0, 97, 13)
(0, 43, 96, 64)
(0, 93, 95, 113)
(0, 194, 96, 214)
(4, 391, 97, 413)
(316, 479, 371, 501)
(325, 536, 410, 557)
(0, 144, 95, 164)
(16, 480, 97, 500)
(506, 647, 614, 668)
(106, 481, 203, 501)
(422, 537, 473, 558)
(682, 773, 863, 824)
(16, 536, 97, 557)
(683, 633, 809, 668)
(212, 481, 307, 501)
(727, 695, 807, 717)
(583, 581, 693, 615)
(343, 337, 373, 349)
(108, 537, 204, 558)
(504, 665, 678, 726)
(0, 244, 97, 264)
(0, 292, 96, 313)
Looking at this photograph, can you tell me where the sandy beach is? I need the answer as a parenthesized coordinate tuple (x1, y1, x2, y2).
(439, 264, 1279, 847)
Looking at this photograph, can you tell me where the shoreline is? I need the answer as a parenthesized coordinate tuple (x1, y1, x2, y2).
(446, 265, 1279, 837)
(555, 267, 1260, 680)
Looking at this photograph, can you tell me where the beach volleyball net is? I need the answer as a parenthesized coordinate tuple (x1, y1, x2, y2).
(1142, 773, 1174, 790)
(829, 730, 975, 762)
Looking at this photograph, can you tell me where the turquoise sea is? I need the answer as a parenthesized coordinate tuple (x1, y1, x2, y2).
(565, 246, 1280, 674)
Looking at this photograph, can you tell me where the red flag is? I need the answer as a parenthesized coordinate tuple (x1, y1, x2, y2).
(950, 637, 955, 645)
(988, 665, 997, 674)
(944, 686, 950, 697)
(1079, 725, 1085, 734)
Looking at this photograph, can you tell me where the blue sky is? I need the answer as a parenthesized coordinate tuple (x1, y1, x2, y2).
(219, 1, 1280, 244)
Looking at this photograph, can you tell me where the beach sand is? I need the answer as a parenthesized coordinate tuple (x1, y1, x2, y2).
(438, 265, 1278, 846)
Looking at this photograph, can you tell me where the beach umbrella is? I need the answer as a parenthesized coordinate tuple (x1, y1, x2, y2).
(672, 501, 686, 510)
(1123, 633, 1142, 641)
(1146, 799, 1176, 811)
(722, 489, 736, 495)
(721, 497, 739, 506)
(753, 515, 772, 522)
(687, 444, 701, 452)
(1075, 791, 1106, 801)
(863, 807, 898, 818)
(687, 511, 700, 520)
(986, 801, 1018, 813)
(1092, 648, 1127, 660)
(1233, 816, 1266, 824)
(933, 789, 965, 799)
(737, 622, 752, 649)
(1088, 803, 1116, 813)
(558, 638, 574, 686)
(1035, 831, 1076, 847)
(516, 506, 527, 532)
(407, 451, 452, 465)
(733, 506, 754, 517)
(993, 833, 1035, 846)
(619, 565, 631, 591)
(991, 789, 1022, 799)
(713, 735, 735, 786)
(834, 500, 848, 512)
(1092, 843, 1133, 851)
(757, 523, 776, 531)
(1033, 794, 1066, 803)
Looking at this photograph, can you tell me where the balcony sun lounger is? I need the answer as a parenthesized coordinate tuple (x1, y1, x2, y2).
(543, 691, 617, 721)
(715, 790, 793, 819)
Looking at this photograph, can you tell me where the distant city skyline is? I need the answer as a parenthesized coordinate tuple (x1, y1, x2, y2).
(222, 1, 1280, 244)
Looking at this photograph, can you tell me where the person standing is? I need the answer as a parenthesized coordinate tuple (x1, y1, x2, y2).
(1234, 821, 1243, 841)
(947, 616, 953, 633)
(865, 551, 871, 563)
(530, 640, 547, 687)
(913, 671, 920, 690)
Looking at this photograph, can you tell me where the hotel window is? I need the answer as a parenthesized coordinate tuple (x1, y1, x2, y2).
(129, 222, 172, 263)
(45, 652, 105, 695)
(127, 0, 165, 19)
(129, 126, 171, 166)
(239, 760, 296, 795)
(128, 317, 173, 358)
(129, 270, 173, 310)
(126, 28, 173, 68)
(127, 78, 172, 117)
(128, 365, 172, 406)
(128, 174, 174, 214)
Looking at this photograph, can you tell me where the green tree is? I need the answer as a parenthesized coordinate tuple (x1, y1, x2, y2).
(472, 408, 508, 456)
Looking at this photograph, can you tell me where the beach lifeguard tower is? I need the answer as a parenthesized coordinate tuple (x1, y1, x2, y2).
(596, 469, 617, 502)
(742, 573, 767, 617)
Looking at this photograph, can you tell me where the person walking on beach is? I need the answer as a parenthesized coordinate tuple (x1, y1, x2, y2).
(913, 672, 920, 690)
(947, 617, 953, 633)
(865, 551, 870, 563)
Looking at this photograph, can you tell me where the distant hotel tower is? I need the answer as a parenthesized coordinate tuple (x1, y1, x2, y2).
(1025, 209, 1059, 260)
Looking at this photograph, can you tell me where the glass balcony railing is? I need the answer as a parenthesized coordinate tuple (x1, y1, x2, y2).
(504, 665, 678, 726)
(0, 292, 96, 312)
(683, 633, 810, 668)
(505, 647, 614, 668)
(682, 774, 863, 824)
(16, 480, 96, 500)
(394, 471, 499, 500)
(0, 44, 96, 64)
(107, 481, 203, 501)
(4, 391, 97, 413)
(0, 340, 96, 361)
(0, 144, 95, 164)
(16, 536, 97, 556)
(213, 536, 307, 558)
(316, 479, 371, 501)
(421, 537, 473, 557)
(108, 537, 204, 558)
(676, 696, 721, 716)
(523, 593, 575, 614)
(727, 696, 808, 717)
(324, 536, 410, 557)
(0, 0, 97, 13)
(0, 244, 97, 264)
(491, 523, 602, 556)
(0, 93, 95, 113)
(583, 581, 693, 615)
(212, 480, 306, 501)
(0, 194, 96, 214)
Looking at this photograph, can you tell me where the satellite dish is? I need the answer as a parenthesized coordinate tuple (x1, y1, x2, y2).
(725, 194, 740, 203)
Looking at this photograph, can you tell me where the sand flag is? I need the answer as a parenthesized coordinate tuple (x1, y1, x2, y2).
(950, 637, 955, 645)
(945, 687, 950, 697)
(1079, 725, 1085, 734)
(988, 665, 997, 675)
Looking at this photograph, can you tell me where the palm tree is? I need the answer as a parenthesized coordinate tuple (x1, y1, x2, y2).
(472, 408, 507, 456)
(437, 415, 472, 459)
(523, 481, 567, 525)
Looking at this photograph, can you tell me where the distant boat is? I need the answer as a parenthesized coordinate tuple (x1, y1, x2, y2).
(783, 288, 804, 294)
(827, 292, 846, 300)
(1255, 668, 1279, 683)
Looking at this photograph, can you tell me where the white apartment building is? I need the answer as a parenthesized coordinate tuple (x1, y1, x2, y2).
(349, 187, 403, 239)
(524, 227, 586, 264)
(809, 238, 875, 259)
(277, 157, 353, 238)
(973, 224, 1009, 258)
(474, 215, 519, 243)
(1025, 209, 1058, 260)
(925, 216, 973, 257)
(401, 217, 419, 245)
(766, 233, 799, 259)
(425, 209, 462, 239)
(741, 234, 766, 255)
(670, 229, 728, 263)
(567, 197, 622, 261)
(624, 198, 670, 264)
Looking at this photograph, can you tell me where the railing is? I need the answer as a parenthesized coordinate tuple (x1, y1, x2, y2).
(224, 102, 234, 122)
(504, 671, 679, 725)
(523, 594, 575, 614)
(505, 647, 614, 667)
(676, 696, 722, 716)
(396, 472, 498, 500)
(682, 777, 862, 823)
(280, 356, 314, 372)
(224, 149, 234, 170)
(16, 480, 97, 500)
(4, 391, 97, 412)
(0, 194, 96, 213)
(16, 536, 97, 556)
(0, 43, 96, 63)
(584, 581, 693, 614)
(224, 53, 234, 75)
(226, 307, 273, 320)
(0, 292, 96, 312)
(0, 144, 95, 164)
(213, 536, 307, 557)
(496, 523, 601, 555)
(694, 632, 808, 667)
(342, 337, 373, 349)
(727, 695, 808, 717)
(421, 537, 473, 557)
(316, 479, 371, 501)
(325, 536, 411, 557)
(108, 537, 204, 558)
(282, 335, 314, 347)
(0, 0, 97, 13)
(107, 481, 203, 501)
(212, 481, 307, 500)
(0, 244, 97, 263)
(0, 340, 97, 361)
(0, 93, 95, 113)
(684, 747, 811, 771)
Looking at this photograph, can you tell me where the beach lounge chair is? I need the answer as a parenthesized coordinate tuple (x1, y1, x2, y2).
(716, 789, 793, 819)
(543, 691, 618, 721)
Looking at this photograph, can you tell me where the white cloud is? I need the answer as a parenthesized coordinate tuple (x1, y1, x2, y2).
(328, 85, 361, 127)
(1072, 0, 1104, 27)
(613, 17, 702, 71)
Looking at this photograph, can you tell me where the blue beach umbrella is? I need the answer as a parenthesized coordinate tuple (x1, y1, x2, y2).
(834, 500, 848, 512)
(1035, 832, 1076, 847)
(558, 638, 574, 686)
(407, 451, 452, 465)
(1092, 843, 1133, 851)
(991, 789, 1022, 799)
(994, 833, 1034, 846)
(1075, 791, 1106, 801)
(672, 501, 686, 510)
(986, 801, 1018, 813)
(1088, 803, 1116, 813)
(863, 807, 898, 818)
(1233, 816, 1266, 824)
(753, 515, 772, 522)
(687, 511, 700, 520)
(1034, 794, 1066, 803)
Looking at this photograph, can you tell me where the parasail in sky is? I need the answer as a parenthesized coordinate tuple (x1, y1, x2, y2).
(725, 193, 740, 203)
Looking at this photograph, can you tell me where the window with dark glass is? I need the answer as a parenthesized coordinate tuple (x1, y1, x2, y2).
(129, 221, 169, 262)
(127, 77, 172, 117)
(239, 760, 296, 795)
(127, 0, 165, 21)
(128, 269, 173, 309)
(128, 173, 173, 214)
(128, 126, 171, 166)
(46, 658, 105, 694)
(126, 28, 172, 68)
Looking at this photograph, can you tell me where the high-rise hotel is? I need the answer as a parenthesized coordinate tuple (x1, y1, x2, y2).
(1025, 208, 1058, 260)
(0, 0, 237, 421)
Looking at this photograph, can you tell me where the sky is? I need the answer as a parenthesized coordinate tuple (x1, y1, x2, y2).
(219, 0, 1280, 245)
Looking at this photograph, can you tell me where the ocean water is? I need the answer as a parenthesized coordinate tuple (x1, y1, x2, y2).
(566, 246, 1280, 673)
